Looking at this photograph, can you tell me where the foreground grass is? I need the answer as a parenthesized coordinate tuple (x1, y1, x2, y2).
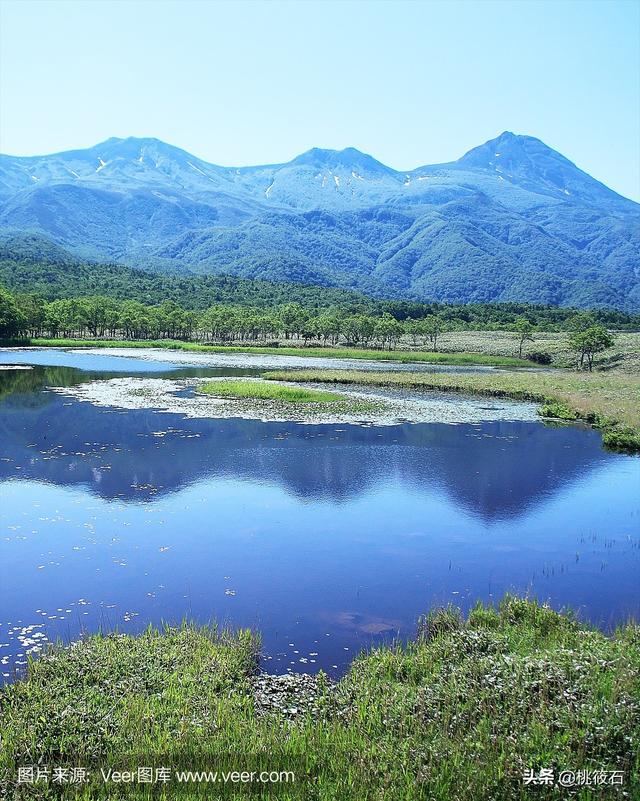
(7, 338, 534, 368)
(198, 379, 344, 404)
(1, 599, 638, 800)
(263, 368, 640, 452)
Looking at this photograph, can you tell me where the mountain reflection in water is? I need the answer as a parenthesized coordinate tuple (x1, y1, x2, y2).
(0, 391, 614, 521)
(1, 357, 638, 681)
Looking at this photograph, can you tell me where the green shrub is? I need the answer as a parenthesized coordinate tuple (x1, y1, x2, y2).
(602, 427, 640, 451)
(538, 401, 579, 420)
(527, 350, 552, 365)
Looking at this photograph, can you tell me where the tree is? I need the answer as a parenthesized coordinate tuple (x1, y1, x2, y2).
(405, 319, 423, 347)
(314, 312, 342, 345)
(355, 315, 376, 347)
(374, 314, 403, 350)
(342, 314, 375, 346)
(14, 293, 46, 337)
(278, 303, 307, 340)
(566, 312, 597, 333)
(513, 318, 534, 357)
(421, 316, 446, 352)
(257, 313, 278, 341)
(119, 300, 149, 339)
(569, 325, 614, 371)
(0, 286, 23, 338)
(44, 298, 85, 337)
(81, 296, 110, 337)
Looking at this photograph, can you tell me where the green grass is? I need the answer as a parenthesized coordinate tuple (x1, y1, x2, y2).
(198, 379, 344, 404)
(7, 338, 534, 368)
(263, 368, 640, 452)
(1, 598, 638, 800)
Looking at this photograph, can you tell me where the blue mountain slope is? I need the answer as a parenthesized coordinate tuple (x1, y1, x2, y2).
(0, 132, 638, 308)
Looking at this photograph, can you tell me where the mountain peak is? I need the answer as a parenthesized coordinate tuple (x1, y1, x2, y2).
(95, 135, 169, 147)
(289, 146, 394, 175)
(0, 132, 637, 311)
(27, 136, 190, 165)
(452, 130, 632, 205)
(93, 136, 189, 159)
(458, 131, 558, 168)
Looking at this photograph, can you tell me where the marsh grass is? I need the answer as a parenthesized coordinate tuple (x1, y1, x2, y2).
(431, 330, 640, 373)
(0, 599, 638, 800)
(263, 368, 640, 451)
(198, 379, 344, 404)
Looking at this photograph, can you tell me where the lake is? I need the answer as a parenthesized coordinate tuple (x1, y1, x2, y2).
(1, 348, 639, 682)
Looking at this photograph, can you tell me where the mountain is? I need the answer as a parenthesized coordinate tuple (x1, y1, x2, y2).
(1, 132, 638, 309)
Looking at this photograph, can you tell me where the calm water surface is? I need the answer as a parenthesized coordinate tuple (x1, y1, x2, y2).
(1, 349, 638, 681)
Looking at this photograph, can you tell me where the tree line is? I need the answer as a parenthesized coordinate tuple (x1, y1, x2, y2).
(0, 290, 447, 349)
(0, 287, 619, 368)
(2, 237, 639, 333)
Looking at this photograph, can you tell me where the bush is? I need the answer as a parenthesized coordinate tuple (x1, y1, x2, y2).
(527, 350, 552, 365)
(602, 427, 640, 452)
(539, 401, 579, 420)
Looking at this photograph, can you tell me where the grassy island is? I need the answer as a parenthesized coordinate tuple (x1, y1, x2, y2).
(194, 378, 384, 420)
(198, 379, 344, 404)
(0, 598, 638, 800)
(263, 368, 640, 452)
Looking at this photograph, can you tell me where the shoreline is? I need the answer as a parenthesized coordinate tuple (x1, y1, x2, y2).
(1, 598, 637, 800)
(263, 368, 640, 453)
(0, 337, 536, 368)
(48, 375, 540, 426)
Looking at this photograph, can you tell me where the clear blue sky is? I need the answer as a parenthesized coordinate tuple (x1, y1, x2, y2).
(1, 0, 638, 200)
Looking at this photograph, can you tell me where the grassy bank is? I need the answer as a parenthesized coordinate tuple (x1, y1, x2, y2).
(1, 598, 638, 800)
(426, 330, 640, 373)
(198, 379, 344, 404)
(263, 368, 640, 452)
(4, 338, 534, 368)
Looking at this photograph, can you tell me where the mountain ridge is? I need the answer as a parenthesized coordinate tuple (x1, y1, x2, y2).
(1, 132, 638, 309)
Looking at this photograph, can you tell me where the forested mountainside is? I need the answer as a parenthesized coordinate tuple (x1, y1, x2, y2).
(1, 131, 638, 309)
(2, 235, 638, 333)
